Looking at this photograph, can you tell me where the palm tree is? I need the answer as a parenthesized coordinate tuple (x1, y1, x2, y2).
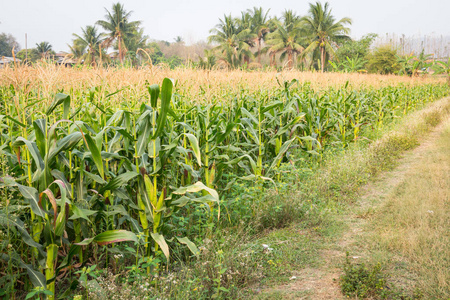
(68, 40, 86, 63)
(265, 10, 305, 69)
(236, 12, 256, 65)
(72, 25, 104, 66)
(35, 41, 53, 59)
(96, 2, 142, 63)
(247, 7, 271, 65)
(123, 27, 149, 65)
(208, 15, 255, 69)
(301, 2, 352, 72)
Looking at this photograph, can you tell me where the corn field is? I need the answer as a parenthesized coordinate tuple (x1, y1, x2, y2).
(0, 69, 448, 298)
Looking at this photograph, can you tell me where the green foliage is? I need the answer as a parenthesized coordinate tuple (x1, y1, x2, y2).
(0, 77, 448, 298)
(96, 2, 142, 63)
(16, 49, 40, 63)
(335, 33, 377, 63)
(265, 11, 304, 69)
(433, 57, 450, 86)
(35, 41, 54, 59)
(0, 33, 20, 57)
(367, 45, 400, 74)
(301, 1, 352, 72)
(340, 253, 386, 298)
(145, 42, 183, 68)
(341, 253, 425, 299)
(71, 25, 106, 65)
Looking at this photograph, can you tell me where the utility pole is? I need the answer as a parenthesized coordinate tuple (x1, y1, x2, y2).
(25, 33, 28, 62)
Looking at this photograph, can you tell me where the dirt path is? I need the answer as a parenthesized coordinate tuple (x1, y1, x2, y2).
(259, 117, 450, 299)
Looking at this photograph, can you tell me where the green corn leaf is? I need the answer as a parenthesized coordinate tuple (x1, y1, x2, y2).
(176, 237, 200, 258)
(46, 93, 70, 117)
(99, 172, 138, 193)
(150, 232, 170, 260)
(148, 84, 160, 108)
(152, 78, 173, 139)
(17, 184, 45, 217)
(84, 134, 104, 179)
(69, 205, 97, 222)
(0, 254, 46, 288)
(0, 213, 44, 255)
(51, 170, 72, 198)
(173, 181, 219, 203)
(106, 110, 124, 127)
(47, 132, 83, 162)
(184, 133, 202, 166)
(33, 119, 46, 156)
(148, 138, 161, 158)
(136, 117, 151, 157)
(268, 137, 296, 173)
(13, 137, 44, 171)
(2, 115, 26, 127)
(75, 230, 138, 246)
(22, 262, 46, 288)
(83, 169, 107, 185)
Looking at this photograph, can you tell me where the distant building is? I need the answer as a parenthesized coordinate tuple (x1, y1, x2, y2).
(54, 52, 77, 66)
(0, 56, 21, 68)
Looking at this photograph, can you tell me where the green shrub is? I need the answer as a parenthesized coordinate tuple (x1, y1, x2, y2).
(367, 46, 400, 74)
(340, 253, 386, 298)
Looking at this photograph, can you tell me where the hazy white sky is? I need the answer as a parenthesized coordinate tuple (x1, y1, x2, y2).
(0, 0, 448, 52)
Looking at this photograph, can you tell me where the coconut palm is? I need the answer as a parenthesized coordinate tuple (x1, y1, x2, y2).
(247, 7, 271, 65)
(208, 15, 255, 69)
(72, 25, 104, 66)
(123, 27, 149, 65)
(68, 41, 86, 63)
(301, 1, 352, 72)
(265, 10, 305, 69)
(35, 41, 53, 59)
(96, 2, 142, 63)
(236, 12, 256, 65)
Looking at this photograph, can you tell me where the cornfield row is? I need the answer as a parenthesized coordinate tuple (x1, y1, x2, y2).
(0, 77, 448, 298)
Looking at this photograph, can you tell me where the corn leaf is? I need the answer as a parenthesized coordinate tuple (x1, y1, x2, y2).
(150, 232, 170, 259)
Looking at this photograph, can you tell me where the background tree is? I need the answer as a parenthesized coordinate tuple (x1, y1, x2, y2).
(123, 28, 149, 66)
(247, 7, 271, 65)
(196, 49, 216, 70)
(97, 2, 142, 63)
(301, 1, 352, 72)
(335, 33, 377, 63)
(68, 40, 86, 63)
(173, 36, 184, 44)
(236, 11, 256, 65)
(265, 10, 304, 69)
(0, 33, 20, 56)
(208, 15, 255, 68)
(367, 45, 399, 74)
(433, 57, 450, 86)
(16, 49, 39, 63)
(35, 41, 54, 59)
(72, 25, 104, 66)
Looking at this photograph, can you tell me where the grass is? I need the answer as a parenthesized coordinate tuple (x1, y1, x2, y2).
(369, 118, 450, 299)
(254, 96, 450, 299)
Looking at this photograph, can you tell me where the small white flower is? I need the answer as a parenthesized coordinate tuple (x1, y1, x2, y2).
(262, 244, 269, 249)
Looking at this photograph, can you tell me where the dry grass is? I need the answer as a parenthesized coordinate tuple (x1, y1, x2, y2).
(372, 117, 450, 298)
(0, 63, 446, 105)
